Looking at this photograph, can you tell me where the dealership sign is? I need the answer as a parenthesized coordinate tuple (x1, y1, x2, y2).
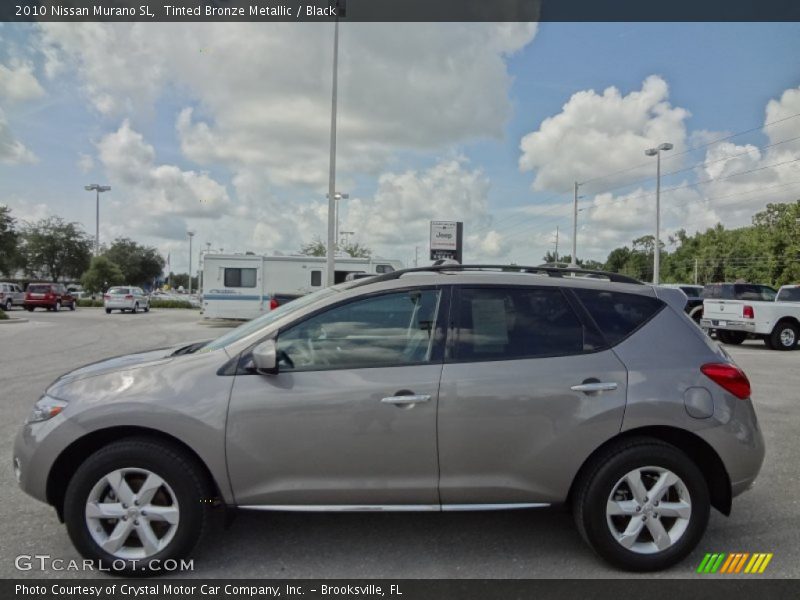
(429, 221, 463, 262)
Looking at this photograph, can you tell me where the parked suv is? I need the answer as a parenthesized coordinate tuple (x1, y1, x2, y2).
(13, 265, 764, 574)
(23, 283, 76, 312)
(0, 282, 25, 310)
(104, 286, 150, 314)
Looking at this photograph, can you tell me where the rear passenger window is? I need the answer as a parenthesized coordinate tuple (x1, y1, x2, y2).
(453, 288, 587, 361)
(574, 289, 663, 346)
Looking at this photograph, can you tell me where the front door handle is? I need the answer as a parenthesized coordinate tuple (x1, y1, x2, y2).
(570, 382, 618, 393)
(381, 394, 432, 406)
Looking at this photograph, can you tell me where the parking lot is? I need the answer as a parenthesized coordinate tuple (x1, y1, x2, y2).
(1, 307, 798, 579)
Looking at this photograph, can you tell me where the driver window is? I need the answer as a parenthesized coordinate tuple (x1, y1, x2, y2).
(276, 289, 441, 371)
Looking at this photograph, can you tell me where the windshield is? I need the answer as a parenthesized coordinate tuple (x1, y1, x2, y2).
(681, 287, 702, 297)
(199, 285, 345, 353)
(108, 287, 130, 294)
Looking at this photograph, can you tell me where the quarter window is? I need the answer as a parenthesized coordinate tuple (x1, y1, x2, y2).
(310, 270, 322, 287)
(574, 289, 663, 346)
(276, 289, 441, 371)
(452, 287, 587, 361)
(224, 268, 257, 288)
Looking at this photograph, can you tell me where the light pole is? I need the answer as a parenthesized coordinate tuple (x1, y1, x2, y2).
(84, 184, 111, 255)
(645, 142, 673, 285)
(327, 192, 349, 251)
(187, 231, 195, 295)
(570, 181, 584, 267)
(325, 10, 341, 286)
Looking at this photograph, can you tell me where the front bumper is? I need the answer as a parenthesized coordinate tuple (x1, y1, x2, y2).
(700, 318, 756, 333)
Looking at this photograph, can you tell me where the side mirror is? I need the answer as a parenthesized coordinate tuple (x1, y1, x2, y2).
(252, 339, 278, 374)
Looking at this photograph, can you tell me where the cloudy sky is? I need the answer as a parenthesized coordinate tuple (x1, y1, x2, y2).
(1, 22, 799, 272)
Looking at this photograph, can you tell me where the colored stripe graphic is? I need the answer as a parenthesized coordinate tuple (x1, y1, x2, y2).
(699, 552, 773, 574)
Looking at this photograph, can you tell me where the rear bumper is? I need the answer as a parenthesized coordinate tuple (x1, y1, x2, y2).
(105, 300, 136, 309)
(700, 318, 756, 333)
(23, 299, 58, 308)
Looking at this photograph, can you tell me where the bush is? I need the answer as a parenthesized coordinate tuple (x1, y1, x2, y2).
(149, 299, 196, 309)
(0, 308, 7, 320)
(77, 298, 104, 307)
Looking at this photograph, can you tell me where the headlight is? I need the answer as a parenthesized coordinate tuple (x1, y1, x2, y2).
(27, 396, 68, 423)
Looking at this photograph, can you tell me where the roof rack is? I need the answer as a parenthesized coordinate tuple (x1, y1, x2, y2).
(350, 264, 643, 288)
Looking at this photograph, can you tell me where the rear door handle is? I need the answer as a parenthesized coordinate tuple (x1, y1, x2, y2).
(570, 382, 618, 393)
(381, 394, 432, 405)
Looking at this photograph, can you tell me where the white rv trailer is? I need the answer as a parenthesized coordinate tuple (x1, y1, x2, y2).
(201, 253, 404, 320)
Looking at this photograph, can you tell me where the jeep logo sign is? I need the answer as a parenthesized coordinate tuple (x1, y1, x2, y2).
(430, 221, 463, 262)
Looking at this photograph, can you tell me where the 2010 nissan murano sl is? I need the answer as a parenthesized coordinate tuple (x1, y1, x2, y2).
(13, 265, 765, 573)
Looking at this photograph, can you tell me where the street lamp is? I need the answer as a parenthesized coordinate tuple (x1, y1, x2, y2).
(644, 142, 673, 285)
(84, 184, 111, 255)
(187, 231, 195, 295)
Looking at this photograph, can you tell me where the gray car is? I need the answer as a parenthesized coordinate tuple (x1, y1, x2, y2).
(13, 265, 764, 574)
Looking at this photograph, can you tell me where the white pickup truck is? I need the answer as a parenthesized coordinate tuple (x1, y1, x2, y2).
(701, 283, 800, 350)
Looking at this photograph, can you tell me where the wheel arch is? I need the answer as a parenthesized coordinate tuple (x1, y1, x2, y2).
(772, 316, 800, 332)
(46, 425, 224, 522)
(567, 426, 732, 516)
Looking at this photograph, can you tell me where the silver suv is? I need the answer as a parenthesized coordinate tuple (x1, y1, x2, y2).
(13, 265, 764, 573)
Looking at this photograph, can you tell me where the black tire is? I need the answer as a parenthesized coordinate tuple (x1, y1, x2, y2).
(144, 304, 150, 313)
(132, 303, 139, 314)
(4, 299, 11, 311)
(70, 302, 76, 311)
(54, 301, 61, 312)
(63, 438, 213, 576)
(105, 308, 112, 314)
(573, 438, 710, 572)
(769, 320, 799, 351)
(25, 306, 34, 312)
(717, 330, 746, 345)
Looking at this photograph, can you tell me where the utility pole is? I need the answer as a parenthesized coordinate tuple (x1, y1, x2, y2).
(553, 226, 560, 264)
(414, 246, 419, 268)
(325, 11, 340, 287)
(187, 231, 195, 295)
(571, 181, 579, 267)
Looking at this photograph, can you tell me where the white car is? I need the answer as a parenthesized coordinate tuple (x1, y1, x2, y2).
(104, 286, 150, 314)
(0, 282, 24, 310)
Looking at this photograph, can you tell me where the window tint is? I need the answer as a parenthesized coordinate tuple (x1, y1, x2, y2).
(277, 289, 441, 371)
(574, 289, 663, 346)
(680, 286, 701, 298)
(375, 264, 395, 274)
(28, 284, 51, 293)
(310, 270, 322, 287)
(452, 287, 586, 361)
(224, 268, 257, 288)
(777, 288, 800, 302)
(108, 287, 130, 295)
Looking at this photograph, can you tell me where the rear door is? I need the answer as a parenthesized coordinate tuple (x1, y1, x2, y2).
(437, 285, 629, 505)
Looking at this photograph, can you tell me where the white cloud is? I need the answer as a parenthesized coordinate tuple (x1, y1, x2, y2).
(0, 107, 36, 164)
(77, 152, 94, 173)
(0, 61, 44, 103)
(519, 75, 690, 193)
(38, 22, 536, 189)
(96, 121, 232, 241)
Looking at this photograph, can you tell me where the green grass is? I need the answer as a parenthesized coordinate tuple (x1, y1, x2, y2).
(76, 298, 197, 309)
(0, 308, 7, 320)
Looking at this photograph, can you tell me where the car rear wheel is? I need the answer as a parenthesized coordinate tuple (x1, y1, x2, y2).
(105, 308, 112, 314)
(63, 438, 213, 575)
(132, 303, 139, 314)
(54, 301, 61, 312)
(573, 439, 710, 571)
(144, 303, 150, 313)
(769, 321, 798, 351)
(4, 299, 11, 311)
(70, 302, 76, 311)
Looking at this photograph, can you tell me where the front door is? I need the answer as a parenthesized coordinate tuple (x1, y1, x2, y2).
(226, 287, 447, 507)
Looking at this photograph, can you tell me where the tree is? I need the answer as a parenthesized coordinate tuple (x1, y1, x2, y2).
(19, 217, 92, 281)
(299, 237, 373, 258)
(103, 238, 165, 286)
(81, 256, 125, 294)
(0, 205, 19, 276)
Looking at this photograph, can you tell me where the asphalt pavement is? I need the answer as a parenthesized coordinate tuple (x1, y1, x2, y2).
(0, 307, 798, 579)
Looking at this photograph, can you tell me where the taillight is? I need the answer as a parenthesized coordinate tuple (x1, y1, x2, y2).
(743, 305, 754, 319)
(125, 294, 134, 300)
(269, 297, 279, 310)
(103, 295, 110, 300)
(701, 362, 751, 400)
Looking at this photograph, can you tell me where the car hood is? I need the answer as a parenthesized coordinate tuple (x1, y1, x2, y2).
(47, 340, 212, 391)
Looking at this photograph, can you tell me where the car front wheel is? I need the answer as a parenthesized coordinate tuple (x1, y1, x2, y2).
(769, 321, 798, 351)
(573, 438, 710, 571)
(63, 438, 213, 575)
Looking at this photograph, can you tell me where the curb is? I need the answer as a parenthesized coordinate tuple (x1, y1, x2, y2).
(0, 317, 29, 324)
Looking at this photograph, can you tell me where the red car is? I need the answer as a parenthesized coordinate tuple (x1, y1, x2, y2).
(23, 283, 76, 312)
